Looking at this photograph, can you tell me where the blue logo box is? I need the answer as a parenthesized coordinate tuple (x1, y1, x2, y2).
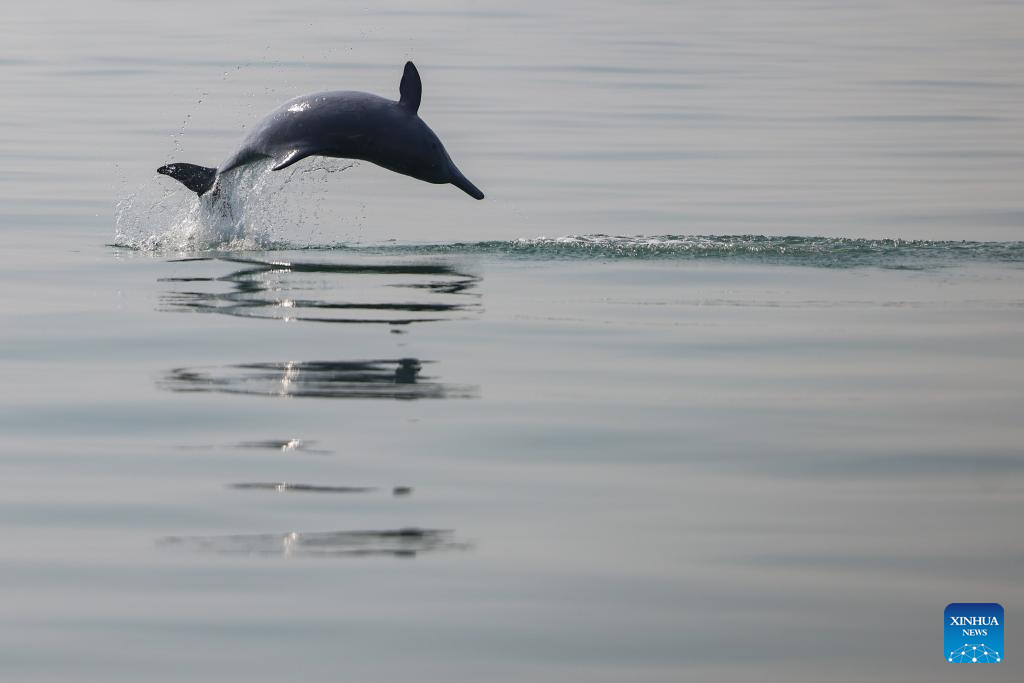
(945, 603, 1003, 663)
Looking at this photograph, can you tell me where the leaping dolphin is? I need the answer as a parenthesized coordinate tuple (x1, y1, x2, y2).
(158, 61, 483, 200)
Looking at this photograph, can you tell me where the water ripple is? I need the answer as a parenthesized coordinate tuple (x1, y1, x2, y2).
(316, 234, 1024, 268)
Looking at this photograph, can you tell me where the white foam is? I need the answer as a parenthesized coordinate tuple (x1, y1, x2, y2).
(114, 159, 356, 253)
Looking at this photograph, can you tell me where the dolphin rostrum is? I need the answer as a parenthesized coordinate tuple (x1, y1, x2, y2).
(158, 62, 483, 200)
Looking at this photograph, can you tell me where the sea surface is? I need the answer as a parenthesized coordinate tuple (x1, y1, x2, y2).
(2, 1, 1023, 680)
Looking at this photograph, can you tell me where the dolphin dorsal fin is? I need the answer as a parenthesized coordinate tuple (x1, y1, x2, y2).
(399, 61, 421, 113)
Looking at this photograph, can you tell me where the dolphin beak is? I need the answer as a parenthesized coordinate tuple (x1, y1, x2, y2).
(448, 163, 484, 200)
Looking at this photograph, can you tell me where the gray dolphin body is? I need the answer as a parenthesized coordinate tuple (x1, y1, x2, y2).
(158, 62, 483, 200)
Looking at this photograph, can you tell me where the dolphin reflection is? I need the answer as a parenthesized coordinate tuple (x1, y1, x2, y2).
(159, 527, 469, 559)
(161, 358, 477, 400)
(160, 256, 480, 325)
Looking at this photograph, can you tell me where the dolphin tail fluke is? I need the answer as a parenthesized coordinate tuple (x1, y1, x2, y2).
(157, 163, 218, 196)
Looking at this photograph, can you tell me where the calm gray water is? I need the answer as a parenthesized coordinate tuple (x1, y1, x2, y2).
(3, 1, 1024, 680)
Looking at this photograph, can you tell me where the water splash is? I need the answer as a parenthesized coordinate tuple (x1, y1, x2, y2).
(114, 158, 356, 252)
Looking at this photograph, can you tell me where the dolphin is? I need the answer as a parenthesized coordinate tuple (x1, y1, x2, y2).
(157, 61, 483, 200)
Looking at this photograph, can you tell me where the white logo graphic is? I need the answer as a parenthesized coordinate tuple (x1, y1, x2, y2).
(948, 644, 1001, 663)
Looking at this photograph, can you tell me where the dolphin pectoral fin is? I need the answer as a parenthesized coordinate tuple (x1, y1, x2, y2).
(157, 162, 218, 196)
(399, 61, 421, 113)
(271, 148, 315, 171)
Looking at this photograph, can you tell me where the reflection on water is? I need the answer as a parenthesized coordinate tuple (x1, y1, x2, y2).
(229, 482, 413, 495)
(161, 359, 477, 399)
(159, 527, 468, 558)
(234, 438, 328, 453)
(155, 255, 476, 559)
(175, 439, 332, 454)
(160, 256, 480, 324)
(228, 482, 377, 493)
